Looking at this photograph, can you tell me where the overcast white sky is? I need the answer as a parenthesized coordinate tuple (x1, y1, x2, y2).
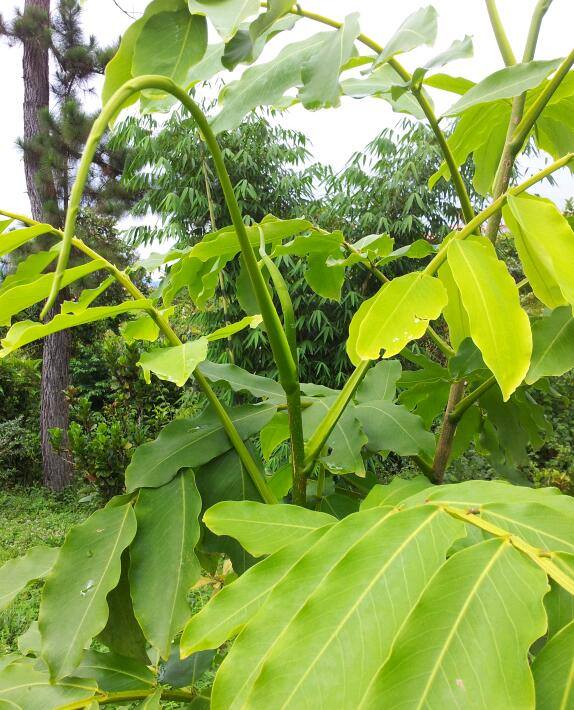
(1, 0, 573, 230)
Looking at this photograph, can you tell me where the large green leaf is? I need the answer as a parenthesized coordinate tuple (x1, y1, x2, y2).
(222, 12, 297, 70)
(0, 660, 97, 710)
(133, 8, 207, 86)
(188, 0, 259, 42)
(356, 400, 435, 458)
(181, 527, 332, 655)
(0, 300, 152, 357)
(120, 313, 160, 344)
(0, 546, 58, 612)
(348, 272, 448, 363)
(0, 260, 106, 327)
(446, 58, 562, 115)
(259, 411, 290, 459)
(130, 471, 201, 659)
(299, 13, 360, 109)
(137, 338, 208, 387)
(211, 31, 333, 134)
(197, 361, 284, 400)
(361, 476, 432, 510)
(533, 619, 574, 709)
(39, 504, 137, 680)
(447, 237, 531, 399)
(355, 360, 402, 403)
(376, 6, 438, 66)
(363, 538, 548, 708)
(203, 501, 335, 557)
(76, 650, 155, 692)
(209, 506, 463, 708)
(527, 307, 574, 383)
(125, 402, 276, 491)
(0, 247, 58, 295)
(439, 259, 470, 349)
(0, 223, 52, 258)
(506, 194, 574, 309)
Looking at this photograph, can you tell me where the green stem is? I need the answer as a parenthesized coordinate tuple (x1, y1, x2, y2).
(57, 688, 201, 710)
(303, 360, 371, 473)
(423, 151, 574, 276)
(484, 0, 517, 66)
(449, 376, 496, 423)
(3, 208, 278, 504)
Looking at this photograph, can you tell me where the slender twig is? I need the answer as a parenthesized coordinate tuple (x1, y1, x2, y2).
(0, 207, 278, 505)
(484, 0, 517, 66)
(449, 376, 497, 424)
(57, 687, 201, 710)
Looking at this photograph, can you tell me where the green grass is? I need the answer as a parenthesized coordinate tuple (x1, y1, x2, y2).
(0, 485, 96, 654)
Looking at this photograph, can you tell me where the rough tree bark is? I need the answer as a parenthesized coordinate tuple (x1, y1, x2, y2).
(22, 0, 73, 490)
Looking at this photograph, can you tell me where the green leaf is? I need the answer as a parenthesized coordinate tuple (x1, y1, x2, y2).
(130, 471, 201, 659)
(140, 688, 162, 709)
(0, 300, 152, 357)
(39, 504, 137, 680)
(204, 501, 335, 557)
(17, 622, 41, 657)
(259, 411, 290, 459)
(0, 546, 57, 613)
(0, 247, 58, 295)
(439, 258, 470, 350)
(133, 8, 207, 87)
(181, 526, 331, 655)
(159, 644, 215, 688)
(398, 352, 451, 427)
(355, 360, 402, 403)
(188, 0, 259, 42)
(0, 260, 105, 327)
(364, 538, 548, 708)
(197, 360, 284, 400)
(376, 5, 438, 66)
(0, 660, 98, 710)
(447, 237, 531, 400)
(211, 31, 333, 134)
(206, 314, 262, 342)
(121, 313, 160, 344)
(419, 35, 473, 76)
(137, 338, 208, 387)
(533, 619, 574, 709)
(506, 194, 574, 309)
(299, 13, 360, 110)
(446, 58, 562, 115)
(61, 277, 116, 315)
(76, 650, 155, 692)
(424, 72, 475, 94)
(222, 14, 297, 70)
(125, 403, 277, 491)
(210, 506, 463, 708)
(545, 575, 574, 639)
(0, 224, 52, 258)
(348, 272, 448, 363)
(355, 400, 435, 458)
(361, 476, 432, 510)
(527, 307, 574, 383)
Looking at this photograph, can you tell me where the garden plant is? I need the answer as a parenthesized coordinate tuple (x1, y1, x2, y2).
(2, 0, 574, 707)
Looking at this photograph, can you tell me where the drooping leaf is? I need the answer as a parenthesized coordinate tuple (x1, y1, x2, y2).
(133, 8, 207, 86)
(181, 527, 332, 656)
(125, 402, 276, 491)
(259, 411, 290, 459)
(355, 400, 435, 458)
(0, 546, 58, 613)
(438, 258, 470, 349)
(137, 338, 208, 387)
(0, 247, 58, 295)
(75, 650, 155, 692)
(416, 35, 473, 79)
(120, 313, 160, 344)
(130, 471, 201, 659)
(61, 276, 116, 315)
(299, 13, 360, 110)
(527, 307, 574, 383)
(446, 58, 562, 115)
(211, 31, 333, 134)
(0, 224, 52, 258)
(210, 506, 463, 708)
(447, 236, 531, 399)
(0, 260, 105, 327)
(355, 360, 402, 403)
(533, 619, 574, 709)
(348, 272, 448, 363)
(376, 5, 438, 66)
(204, 501, 335, 557)
(188, 0, 258, 42)
(206, 315, 262, 342)
(39, 504, 137, 680)
(363, 538, 548, 708)
(197, 360, 284, 400)
(0, 300, 152, 357)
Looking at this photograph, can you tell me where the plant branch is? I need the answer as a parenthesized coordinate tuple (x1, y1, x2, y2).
(57, 688, 202, 710)
(449, 376, 496, 423)
(0, 207, 278, 504)
(432, 380, 465, 482)
(484, 0, 517, 66)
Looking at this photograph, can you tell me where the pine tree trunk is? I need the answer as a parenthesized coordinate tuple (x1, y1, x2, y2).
(22, 0, 73, 490)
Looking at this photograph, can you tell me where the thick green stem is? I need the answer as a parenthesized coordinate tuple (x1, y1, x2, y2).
(57, 688, 201, 709)
(449, 376, 496, 424)
(2, 208, 278, 504)
(484, 0, 517, 66)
